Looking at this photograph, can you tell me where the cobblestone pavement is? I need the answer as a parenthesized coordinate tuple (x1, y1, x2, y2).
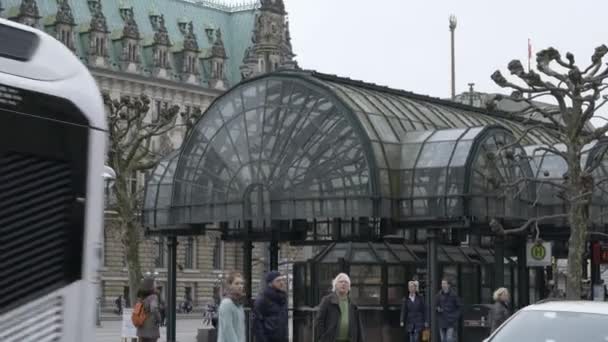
(95, 319, 201, 342)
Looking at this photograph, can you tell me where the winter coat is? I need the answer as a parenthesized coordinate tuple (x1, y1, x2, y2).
(435, 290, 462, 329)
(136, 294, 161, 339)
(489, 301, 511, 333)
(253, 286, 289, 342)
(400, 294, 427, 332)
(315, 292, 365, 342)
(218, 298, 246, 342)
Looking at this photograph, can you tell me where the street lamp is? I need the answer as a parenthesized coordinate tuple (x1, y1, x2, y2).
(97, 165, 116, 327)
(449, 14, 457, 100)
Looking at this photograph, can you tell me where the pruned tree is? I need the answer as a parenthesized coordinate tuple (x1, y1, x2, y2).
(104, 93, 202, 304)
(490, 45, 608, 299)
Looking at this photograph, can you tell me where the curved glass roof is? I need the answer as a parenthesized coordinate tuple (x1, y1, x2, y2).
(143, 70, 567, 232)
(143, 149, 180, 227)
(525, 141, 608, 225)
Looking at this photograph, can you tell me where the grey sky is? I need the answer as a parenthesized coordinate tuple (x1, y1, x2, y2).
(273, 0, 608, 100)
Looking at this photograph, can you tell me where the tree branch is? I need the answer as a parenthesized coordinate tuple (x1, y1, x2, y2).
(490, 214, 568, 235)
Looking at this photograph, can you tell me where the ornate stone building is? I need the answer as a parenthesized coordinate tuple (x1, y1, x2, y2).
(0, 0, 298, 308)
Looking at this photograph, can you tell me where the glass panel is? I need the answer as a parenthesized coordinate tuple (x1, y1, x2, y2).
(402, 130, 434, 143)
(400, 144, 423, 169)
(368, 114, 399, 143)
(428, 128, 466, 142)
(350, 265, 382, 284)
(351, 249, 378, 263)
(388, 286, 406, 305)
(449, 141, 474, 167)
(416, 142, 456, 168)
(461, 126, 485, 140)
(320, 247, 348, 263)
(350, 285, 381, 305)
(388, 265, 406, 284)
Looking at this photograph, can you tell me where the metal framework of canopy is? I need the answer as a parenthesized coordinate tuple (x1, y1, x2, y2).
(525, 141, 608, 227)
(139, 70, 608, 342)
(142, 70, 568, 238)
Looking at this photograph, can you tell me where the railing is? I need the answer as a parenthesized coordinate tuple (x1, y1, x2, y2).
(181, 0, 258, 12)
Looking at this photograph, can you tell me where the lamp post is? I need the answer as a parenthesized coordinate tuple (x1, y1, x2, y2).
(449, 15, 457, 100)
(99, 165, 116, 327)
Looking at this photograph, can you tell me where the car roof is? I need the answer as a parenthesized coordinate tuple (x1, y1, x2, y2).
(523, 301, 608, 315)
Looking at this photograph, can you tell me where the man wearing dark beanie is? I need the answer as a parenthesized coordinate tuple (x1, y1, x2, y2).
(253, 271, 288, 342)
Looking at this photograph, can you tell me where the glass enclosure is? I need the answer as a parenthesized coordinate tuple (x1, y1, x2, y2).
(293, 242, 508, 308)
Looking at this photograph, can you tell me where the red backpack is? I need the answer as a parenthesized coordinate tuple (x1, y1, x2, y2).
(131, 300, 147, 328)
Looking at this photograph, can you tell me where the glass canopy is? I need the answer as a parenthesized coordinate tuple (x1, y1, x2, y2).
(142, 70, 573, 235)
(143, 149, 180, 227)
(525, 141, 608, 226)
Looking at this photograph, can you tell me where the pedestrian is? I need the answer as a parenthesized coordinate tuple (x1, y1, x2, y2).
(136, 277, 161, 342)
(436, 279, 462, 342)
(489, 287, 511, 333)
(156, 288, 166, 327)
(400, 281, 427, 342)
(218, 272, 246, 342)
(115, 295, 123, 315)
(315, 273, 365, 342)
(253, 271, 289, 342)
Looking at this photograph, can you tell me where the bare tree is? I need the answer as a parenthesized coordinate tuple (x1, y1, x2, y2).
(490, 45, 608, 299)
(104, 93, 201, 304)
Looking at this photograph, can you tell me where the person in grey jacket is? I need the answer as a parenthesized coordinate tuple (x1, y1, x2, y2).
(218, 272, 246, 342)
(136, 277, 161, 342)
(490, 287, 511, 333)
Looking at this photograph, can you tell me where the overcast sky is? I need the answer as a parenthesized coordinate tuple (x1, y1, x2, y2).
(243, 0, 608, 100)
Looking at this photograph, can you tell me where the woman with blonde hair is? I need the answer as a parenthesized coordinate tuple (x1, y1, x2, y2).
(217, 272, 246, 342)
(315, 273, 365, 342)
(489, 287, 511, 333)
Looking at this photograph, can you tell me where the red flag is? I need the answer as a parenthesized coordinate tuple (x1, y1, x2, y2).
(528, 38, 532, 59)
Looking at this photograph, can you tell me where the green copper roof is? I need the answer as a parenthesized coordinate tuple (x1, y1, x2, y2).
(1, 0, 257, 86)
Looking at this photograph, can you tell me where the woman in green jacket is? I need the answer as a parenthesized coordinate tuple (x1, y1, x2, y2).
(218, 272, 246, 342)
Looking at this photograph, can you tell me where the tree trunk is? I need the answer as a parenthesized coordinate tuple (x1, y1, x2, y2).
(566, 202, 587, 299)
(565, 146, 588, 300)
(124, 220, 142, 307)
(114, 172, 143, 307)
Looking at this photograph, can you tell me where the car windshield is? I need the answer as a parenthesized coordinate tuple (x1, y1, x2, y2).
(490, 310, 608, 342)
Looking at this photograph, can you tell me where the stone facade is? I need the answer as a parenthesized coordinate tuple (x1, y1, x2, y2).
(1, 0, 298, 310)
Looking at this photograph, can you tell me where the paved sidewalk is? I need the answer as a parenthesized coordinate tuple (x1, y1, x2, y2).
(95, 319, 201, 342)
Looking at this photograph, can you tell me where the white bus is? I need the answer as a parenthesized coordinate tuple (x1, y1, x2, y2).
(0, 18, 106, 341)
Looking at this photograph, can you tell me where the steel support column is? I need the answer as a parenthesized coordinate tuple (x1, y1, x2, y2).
(518, 237, 529, 307)
(494, 236, 505, 288)
(427, 230, 439, 342)
(243, 239, 253, 305)
(269, 239, 279, 271)
(166, 236, 178, 342)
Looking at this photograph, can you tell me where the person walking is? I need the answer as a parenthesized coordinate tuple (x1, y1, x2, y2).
(315, 273, 365, 342)
(156, 288, 166, 327)
(436, 279, 462, 342)
(489, 287, 511, 333)
(115, 295, 123, 315)
(218, 272, 246, 342)
(253, 271, 289, 342)
(136, 277, 161, 342)
(400, 281, 427, 342)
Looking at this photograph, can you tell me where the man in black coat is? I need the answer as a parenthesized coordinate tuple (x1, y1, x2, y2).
(401, 281, 428, 342)
(435, 279, 462, 342)
(253, 271, 289, 342)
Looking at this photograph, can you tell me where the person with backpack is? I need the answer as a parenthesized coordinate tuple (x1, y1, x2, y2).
(132, 277, 161, 342)
(218, 272, 246, 342)
(253, 271, 289, 342)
